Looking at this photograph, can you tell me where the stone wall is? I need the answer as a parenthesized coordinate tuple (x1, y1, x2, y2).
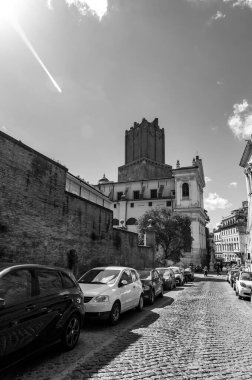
(0, 131, 154, 277)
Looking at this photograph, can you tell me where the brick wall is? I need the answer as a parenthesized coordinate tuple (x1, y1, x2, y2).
(0, 132, 154, 277)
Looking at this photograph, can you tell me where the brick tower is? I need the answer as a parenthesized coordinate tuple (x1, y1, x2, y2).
(118, 118, 172, 181)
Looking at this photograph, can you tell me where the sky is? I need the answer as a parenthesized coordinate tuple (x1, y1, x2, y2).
(1, 0, 252, 231)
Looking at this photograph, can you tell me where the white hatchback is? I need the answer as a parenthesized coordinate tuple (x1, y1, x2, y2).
(169, 266, 184, 286)
(235, 272, 252, 300)
(78, 266, 144, 324)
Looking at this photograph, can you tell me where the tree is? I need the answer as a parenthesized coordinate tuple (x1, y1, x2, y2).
(138, 208, 193, 264)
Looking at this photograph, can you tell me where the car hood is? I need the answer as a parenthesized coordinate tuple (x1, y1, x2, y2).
(240, 280, 252, 287)
(79, 283, 114, 296)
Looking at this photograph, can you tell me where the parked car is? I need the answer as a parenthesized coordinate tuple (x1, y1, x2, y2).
(230, 269, 239, 287)
(138, 269, 164, 304)
(0, 264, 85, 371)
(184, 267, 194, 282)
(78, 266, 143, 325)
(169, 267, 184, 286)
(235, 272, 252, 300)
(232, 272, 240, 291)
(156, 267, 176, 290)
(180, 268, 187, 283)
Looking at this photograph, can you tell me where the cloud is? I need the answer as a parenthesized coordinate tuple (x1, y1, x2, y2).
(223, 0, 252, 10)
(48, 0, 108, 20)
(227, 99, 252, 140)
(205, 176, 212, 183)
(228, 181, 238, 187)
(217, 81, 224, 85)
(210, 10, 226, 22)
(186, 0, 252, 10)
(204, 192, 232, 211)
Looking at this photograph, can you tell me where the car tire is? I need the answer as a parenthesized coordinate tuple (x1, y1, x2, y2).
(159, 286, 164, 298)
(149, 289, 155, 305)
(109, 301, 121, 325)
(61, 313, 81, 351)
(137, 294, 144, 312)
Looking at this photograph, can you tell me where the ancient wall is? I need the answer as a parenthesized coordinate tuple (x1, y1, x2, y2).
(0, 131, 154, 278)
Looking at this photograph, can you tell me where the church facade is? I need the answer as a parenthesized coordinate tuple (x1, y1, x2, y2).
(96, 118, 207, 265)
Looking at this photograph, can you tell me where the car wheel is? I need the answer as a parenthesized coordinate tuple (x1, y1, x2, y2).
(137, 294, 144, 312)
(149, 289, 155, 305)
(62, 313, 81, 351)
(235, 288, 238, 296)
(109, 301, 121, 325)
(159, 286, 164, 298)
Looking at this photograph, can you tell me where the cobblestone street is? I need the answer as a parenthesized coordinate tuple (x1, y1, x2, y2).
(5, 274, 252, 380)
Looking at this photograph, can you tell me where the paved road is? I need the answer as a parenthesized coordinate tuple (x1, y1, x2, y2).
(4, 274, 252, 380)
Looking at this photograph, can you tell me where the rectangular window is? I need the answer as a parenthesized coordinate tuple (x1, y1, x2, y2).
(117, 192, 123, 201)
(150, 189, 157, 199)
(166, 201, 172, 207)
(148, 202, 152, 206)
(133, 191, 140, 200)
(114, 204, 117, 208)
(130, 203, 134, 208)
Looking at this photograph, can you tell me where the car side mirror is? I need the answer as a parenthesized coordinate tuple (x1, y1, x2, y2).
(0, 298, 6, 309)
(119, 279, 128, 287)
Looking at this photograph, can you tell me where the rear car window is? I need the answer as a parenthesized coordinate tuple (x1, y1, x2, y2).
(37, 270, 63, 296)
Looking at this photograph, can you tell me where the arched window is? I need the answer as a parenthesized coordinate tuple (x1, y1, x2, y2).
(126, 218, 138, 226)
(112, 218, 119, 226)
(182, 183, 189, 198)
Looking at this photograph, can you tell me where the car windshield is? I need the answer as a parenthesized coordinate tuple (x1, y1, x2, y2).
(156, 269, 168, 275)
(241, 273, 252, 281)
(138, 270, 151, 280)
(170, 268, 180, 274)
(78, 269, 120, 284)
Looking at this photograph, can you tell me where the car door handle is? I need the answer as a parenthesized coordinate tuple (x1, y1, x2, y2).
(25, 304, 36, 311)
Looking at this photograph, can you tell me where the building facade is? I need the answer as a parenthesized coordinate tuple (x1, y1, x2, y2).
(240, 140, 252, 269)
(96, 118, 208, 266)
(213, 202, 248, 265)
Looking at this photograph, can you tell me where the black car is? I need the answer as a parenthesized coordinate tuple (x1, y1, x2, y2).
(184, 268, 194, 282)
(138, 269, 163, 305)
(0, 264, 85, 371)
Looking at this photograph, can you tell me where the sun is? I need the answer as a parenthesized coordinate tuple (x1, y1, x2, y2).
(0, 0, 24, 25)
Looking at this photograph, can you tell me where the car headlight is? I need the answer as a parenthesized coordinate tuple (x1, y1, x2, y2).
(93, 295, 110, 302)
(143, 285, 150, 291)
(240, 282, 248, 288)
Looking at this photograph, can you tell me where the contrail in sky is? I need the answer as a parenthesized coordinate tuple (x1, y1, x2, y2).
(13, 21, 62, 93)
